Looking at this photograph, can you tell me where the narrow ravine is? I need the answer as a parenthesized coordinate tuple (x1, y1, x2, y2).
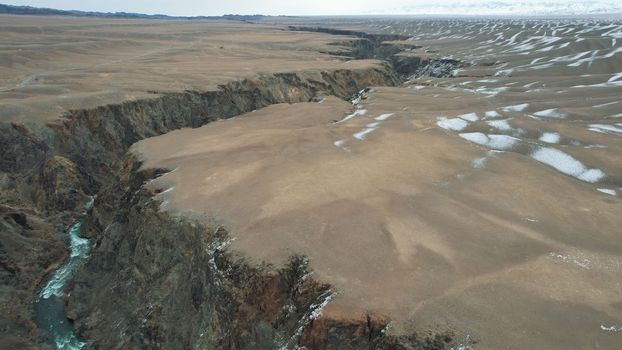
(35, 222, 90, 350)
(0, 29, 440, 348)
(13, 66, 401, 349)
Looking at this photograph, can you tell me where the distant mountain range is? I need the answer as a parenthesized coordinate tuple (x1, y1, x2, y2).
(0, 3, 285, 20)
(378, 0, 622, 16)
(2, 1, 620, 18)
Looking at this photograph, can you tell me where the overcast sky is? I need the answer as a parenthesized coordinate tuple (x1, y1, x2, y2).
(5, 0, 622, 16)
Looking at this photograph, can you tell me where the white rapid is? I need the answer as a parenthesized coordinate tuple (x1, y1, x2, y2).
(35, 222, 90, 350)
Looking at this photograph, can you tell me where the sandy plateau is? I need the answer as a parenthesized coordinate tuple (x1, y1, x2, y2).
(0, 15, 377, 122)
(137, 18, 622, 349)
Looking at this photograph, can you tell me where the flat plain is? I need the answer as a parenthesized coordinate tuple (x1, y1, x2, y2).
(0, 15, 378, 122)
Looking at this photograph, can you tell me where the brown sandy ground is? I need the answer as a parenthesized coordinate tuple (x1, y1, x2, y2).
(0, 15, 376, 123)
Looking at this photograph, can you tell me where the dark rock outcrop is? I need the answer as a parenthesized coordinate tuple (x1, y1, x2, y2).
(289, 26, 425, 79)
(409, 58, 463, 79)
(66, 154, 455, 349)
(65, 156, 336, 349)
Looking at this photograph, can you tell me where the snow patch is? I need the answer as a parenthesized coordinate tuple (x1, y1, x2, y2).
(156, 186, 175, 196)
(495, 68, 514, 77)
(459, 132, 519, 150)
(588, 124, 622, 135)
(333, 140, 350, 152)
(337, 109, 367, 123)
(597, 188, 617, 196)
(437, 117, 469, 131)
(592, 101, 619, 108)
(530, 147, 605, 183)
(484, 110, 502, 119)
(601, 325, 622, 332)
(533, 108, 567, 119)
(548, 252, 590, 269)
(584, 144, 607, 149)
(608, 72, 622, 82)
(539, 132, 561, 144)
(501, 103, 529, 112)
(375, 113, 394, 121)
(487, 119, 513, 131)
(353, 127, 378, 140)
(458, 112, 480, 122)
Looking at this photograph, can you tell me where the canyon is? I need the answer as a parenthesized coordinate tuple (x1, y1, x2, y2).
(1, 13, 621, 350)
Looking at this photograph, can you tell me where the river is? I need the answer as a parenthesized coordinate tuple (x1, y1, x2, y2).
(35, 222, 90, 350)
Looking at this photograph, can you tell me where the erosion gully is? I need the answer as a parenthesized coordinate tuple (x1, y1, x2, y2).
(1, 27, 460, 349)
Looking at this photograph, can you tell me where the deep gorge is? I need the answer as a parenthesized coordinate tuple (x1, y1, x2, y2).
(1, 32, 457, 349)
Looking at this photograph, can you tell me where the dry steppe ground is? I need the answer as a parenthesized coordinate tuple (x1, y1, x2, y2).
(0, 15, 377, 122)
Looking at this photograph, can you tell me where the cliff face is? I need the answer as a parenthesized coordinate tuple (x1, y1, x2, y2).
(62, 65, 450, 349)
(1, 121, 85, 348)
(51, 68, 398, 190)
(1, 65, 448, 348)
(0, 20, 463, 345)
(287, 27, 463, 80)
(65, 156, 363, 349)
(66, 154, 454, 349)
